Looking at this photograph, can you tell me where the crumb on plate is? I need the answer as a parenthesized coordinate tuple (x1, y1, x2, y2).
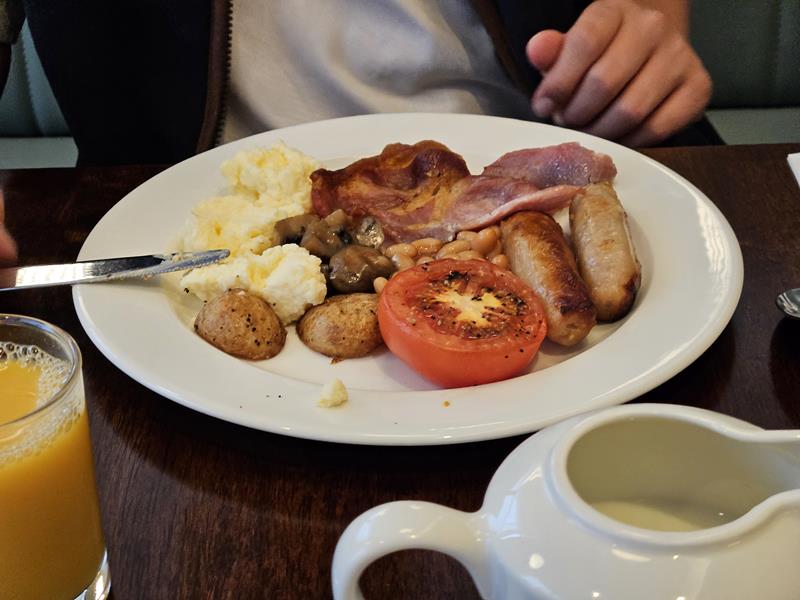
(318, 378, 348, 408)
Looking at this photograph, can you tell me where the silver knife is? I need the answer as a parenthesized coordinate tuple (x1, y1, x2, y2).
(0, 249, 230, 291)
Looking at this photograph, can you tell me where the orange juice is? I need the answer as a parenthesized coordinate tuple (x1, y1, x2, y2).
(0, 345, 106, 599)
(0, 360, 39, 423)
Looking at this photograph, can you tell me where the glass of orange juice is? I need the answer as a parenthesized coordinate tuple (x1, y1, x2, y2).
(0, 314, 109, 600)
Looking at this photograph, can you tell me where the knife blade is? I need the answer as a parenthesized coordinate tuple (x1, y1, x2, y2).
(0, 249, 230, 291)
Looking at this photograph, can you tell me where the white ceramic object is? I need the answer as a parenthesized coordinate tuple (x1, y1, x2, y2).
(332, 404, 800, 599)
(73, 114, 743, 445)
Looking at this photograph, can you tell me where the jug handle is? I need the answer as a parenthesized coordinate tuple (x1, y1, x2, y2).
(331, 500, 489, 599)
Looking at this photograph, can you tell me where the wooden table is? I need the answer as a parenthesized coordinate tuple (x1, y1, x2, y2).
(1, 143, 799, 599)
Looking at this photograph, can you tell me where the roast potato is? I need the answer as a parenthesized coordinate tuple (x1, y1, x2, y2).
(194, 289, 286, 360)
(297, 293, 382, 358)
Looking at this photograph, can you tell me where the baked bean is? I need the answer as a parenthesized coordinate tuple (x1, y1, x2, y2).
(487, 241, 503, 259)
(456, 250, 485, 261)
(456, 230, 477, 242)
(385, 243, 417, 259)
(391, 254, 416, 271)
(491, 254, 509, 270)
(436, 240, 471, 258)
(471, 227, 498, 255)
(411, 237, 443, 256)
(416, 255, 434, 265)
(373, 276, 388, 294)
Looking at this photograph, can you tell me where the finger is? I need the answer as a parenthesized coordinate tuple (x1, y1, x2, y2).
(0, 224, 17, 266)
(532, 2, 624, 117)
(558, 9, 663, 127)
(580, 39, 688, 141)
(619, 71, 712, 147)
(525, 30, 564, 74)
(0, 191, 17, 266)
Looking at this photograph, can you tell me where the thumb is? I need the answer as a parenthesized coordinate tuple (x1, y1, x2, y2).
(525, 30, 564, 74)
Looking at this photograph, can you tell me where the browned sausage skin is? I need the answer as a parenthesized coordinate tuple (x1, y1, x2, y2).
(501, 211, 596, 346)
(569, 183, 641, 321)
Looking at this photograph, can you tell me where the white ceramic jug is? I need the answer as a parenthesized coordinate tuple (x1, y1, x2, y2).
(332, 404, 800, 599)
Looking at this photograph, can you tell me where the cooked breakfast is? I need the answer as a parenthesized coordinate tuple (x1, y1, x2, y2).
(501, 212, 596, 347)
(180, 142, 321, 257)
(310, 140, 615, 244)
(181, 242, 327, 325)
(378, 225, 510, 285)
(177, 139, 640, 388)
(194, 289, 286, 360)
(569, 183, 642, 321)
(327, 245, 394, 294)
(378, 259, 547, 387)
(297, 293, 382, 359)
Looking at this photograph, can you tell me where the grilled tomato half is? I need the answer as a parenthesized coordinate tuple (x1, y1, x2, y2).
(378, 259, 547, 387)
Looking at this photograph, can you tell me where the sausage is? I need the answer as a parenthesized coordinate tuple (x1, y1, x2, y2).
(569, 183, 641, 321)
(501, 211, 596, 346)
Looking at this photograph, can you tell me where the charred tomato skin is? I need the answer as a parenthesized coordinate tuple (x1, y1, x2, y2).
(378, 259, 547, 388)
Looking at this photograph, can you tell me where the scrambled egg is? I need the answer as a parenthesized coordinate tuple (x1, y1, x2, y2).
(178, 142, 327, 324)
(221, 142, 321, 205)
(317, 378, 348, 408)
(181, 244, 327, 325)
(180, 142, 321, 258)
(180, 194, 280, 257)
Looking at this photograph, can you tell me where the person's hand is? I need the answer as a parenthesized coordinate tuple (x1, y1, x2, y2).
(526, 0, 712, 147)
(0, 191, 18, 266)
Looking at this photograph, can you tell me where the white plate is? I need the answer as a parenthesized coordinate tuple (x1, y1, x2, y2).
(74, 114, 743, 445)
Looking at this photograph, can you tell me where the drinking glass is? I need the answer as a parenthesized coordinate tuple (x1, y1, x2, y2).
(0, 314, 110, 599)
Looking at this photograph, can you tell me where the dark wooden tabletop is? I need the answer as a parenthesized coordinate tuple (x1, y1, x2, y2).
(1, 143, 799, 600)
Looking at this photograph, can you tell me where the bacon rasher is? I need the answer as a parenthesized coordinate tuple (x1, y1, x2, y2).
(310, 140, 616, 244)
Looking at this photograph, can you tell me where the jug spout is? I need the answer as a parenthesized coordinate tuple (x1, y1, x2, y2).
(546, 404, 800, 542)
(734, 428, 800, 463)
(715, 427, 800, 516)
